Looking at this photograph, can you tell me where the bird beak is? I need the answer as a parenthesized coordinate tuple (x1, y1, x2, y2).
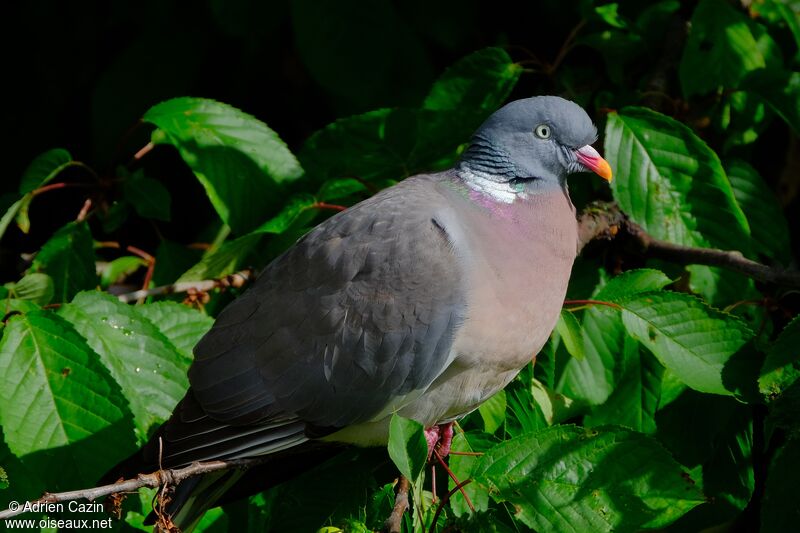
(575, 145, 613, 182)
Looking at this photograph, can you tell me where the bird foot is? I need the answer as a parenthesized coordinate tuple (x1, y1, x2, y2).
(425, 422, 454, 461)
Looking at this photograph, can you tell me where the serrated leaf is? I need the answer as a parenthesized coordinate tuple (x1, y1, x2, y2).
(679, 0, 782, 98)
(31, 221, 98, 302)
(556, 310, 584, 360)
(316, 178, 367, 202)
(423, 47, 522, 113)
(759, 315, 800, 398)
(761, 438, 800, 532)
(0, 312, 135, 485)
(605, 107, 751, 304)
(144, 97, 302, 233)
(620, 291, 753, 396)
(559, 269, 670, 405)
(727, 159, 791, 263)
(606, 107, 749, 251)
(387, 414, 427, 481)
(595, 268, 673, 301)
(59, 292, 192, 440)
(5, 273, 54, 305)
(123, 173, 172, 221)
(100, 256, 147, 288)
(473, 425, 703, 532)
(18, 148, 73, 194)
(135, 302, 213, 358)
(586, 345, 663, 433)
(478, 390, 506, 434)
(178, 232, 264, 282)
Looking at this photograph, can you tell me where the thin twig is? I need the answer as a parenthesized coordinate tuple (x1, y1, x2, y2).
(115, 269, 254, 303)
(383, 476, 410, 533)
(563, 299, 622, 310)
(31, 182, 93, 197)
(0, 457, 268, 520)
(133, 142, 155, 161)
(429, 478, 474, 533)
(313, 202, 347, 212)
(433, 450, 474, 512)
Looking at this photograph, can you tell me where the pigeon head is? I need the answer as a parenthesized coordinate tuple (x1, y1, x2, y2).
(457, 96, 612, 194)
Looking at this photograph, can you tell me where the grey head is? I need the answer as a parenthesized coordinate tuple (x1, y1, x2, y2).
(457, 96, 612, 192)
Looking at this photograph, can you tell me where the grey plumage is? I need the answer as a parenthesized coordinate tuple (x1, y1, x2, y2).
(103, 95, 611, 529)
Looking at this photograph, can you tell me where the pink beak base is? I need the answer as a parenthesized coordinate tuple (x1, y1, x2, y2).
(575, 145, 613, 182)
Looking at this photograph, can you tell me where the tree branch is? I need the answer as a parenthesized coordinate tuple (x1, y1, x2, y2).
(382, 476, 410, 533)
(577, 202, 800, 289)
(115, 269, 254, 303)
(0, 457, 267, 520)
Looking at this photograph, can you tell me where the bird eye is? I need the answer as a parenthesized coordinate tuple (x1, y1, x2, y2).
(534, 124, 551, 139)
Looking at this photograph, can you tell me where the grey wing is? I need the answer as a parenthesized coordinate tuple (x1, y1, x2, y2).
(169, 178, 466, 462)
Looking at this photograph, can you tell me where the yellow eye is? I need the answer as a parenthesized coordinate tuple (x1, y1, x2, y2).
(534, 124, 551, 139)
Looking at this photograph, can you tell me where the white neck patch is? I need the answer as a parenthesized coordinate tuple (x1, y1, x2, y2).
(456, 166, 522, 204)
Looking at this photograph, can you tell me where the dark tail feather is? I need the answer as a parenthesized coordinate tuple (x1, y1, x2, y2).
(142, 442, 342, 531)
(99, 390, 344, 530)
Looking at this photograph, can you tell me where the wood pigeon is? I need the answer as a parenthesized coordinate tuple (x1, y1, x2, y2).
(103, 95, 612, 529)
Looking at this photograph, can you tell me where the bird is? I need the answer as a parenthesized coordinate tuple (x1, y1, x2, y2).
(102, 95, 612, 530)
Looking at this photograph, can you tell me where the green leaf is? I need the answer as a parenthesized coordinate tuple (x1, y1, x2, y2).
(18, 148, 73, 194)
(423, 47, 522, 113)
(144, 97, 302, 233)
(123, 173, 172, 221)
(178, 232, 264, 282)
(448, 430, 492, 516)
(135, 302, 213, 358)
(478, 390, 506, 434)
(594, 3, 628, 29)
(0, 466, 7, 490)
(316, 178, 367, 202)
(727, 159, 791, 263)
(768, 379, 800, 439)
(59, 292, 192, 440)
(253, 194, 317, 234)
(473, 425, 703, 532)
(594, 268, 673, 301)
(4, 273, 54, 305)
(741, 69, 800, 135)
(0, 194, 24, 240)
(559, 269, 670, 405)
(300, 107, 485, 184)
(586, 345, 663, 433)
(387, 414, 428, 481)
(31, 221, 99, 302)
(606, 107, 749, 251)
(556, 310, 585, 360)
(759, 315, 800, 398)
(761, 438, 800, 533)
(0, 312, 135, 484)
(679, 0, 782, 98)
(605, 107, 751, 303)
(620, 291, 753, 395)
(99, 256, 147, 288)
